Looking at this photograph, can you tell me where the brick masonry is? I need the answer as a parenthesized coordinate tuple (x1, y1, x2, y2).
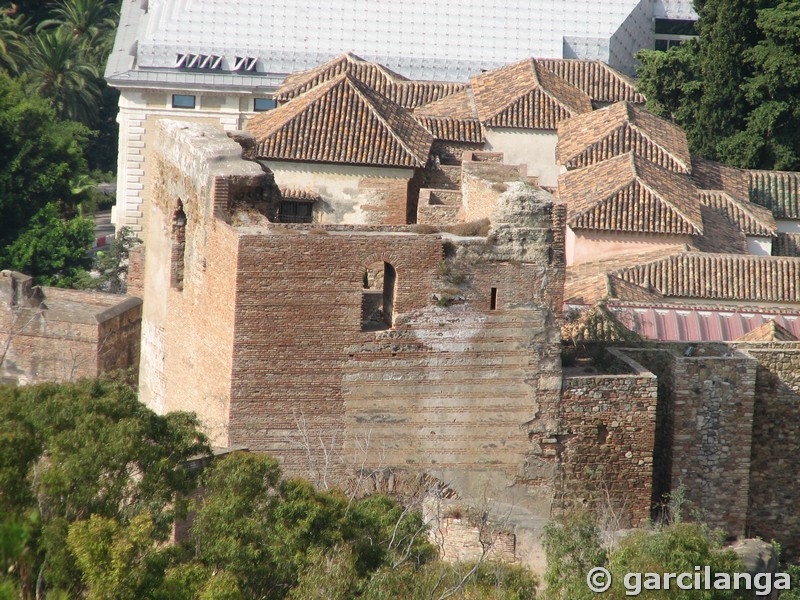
(141, 120, 800, 567)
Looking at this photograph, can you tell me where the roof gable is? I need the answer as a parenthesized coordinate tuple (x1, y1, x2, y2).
(557, 101, 691, 172)
(559, 153, 702, 235)
(275, 53, 465, 109)
(471, 59, 592, 130)
(249, 73, 433, 168)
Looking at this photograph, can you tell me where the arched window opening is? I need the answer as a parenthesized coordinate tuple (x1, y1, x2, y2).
(361, 261, 396, 331)
(171, 201, 187, 290)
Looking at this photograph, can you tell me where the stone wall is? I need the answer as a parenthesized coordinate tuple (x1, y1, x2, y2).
(669, 348, 756, 536)
(732, 342, 800, 559)
(559, 350, 658, 527)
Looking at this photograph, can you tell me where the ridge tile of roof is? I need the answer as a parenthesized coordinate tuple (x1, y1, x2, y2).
(535, 58, 646, 104)
(611, 252, 800, 304)
(248, 72, 434, 168)
(736, 319, 798, 342)
(557, 101, 691, 173)
(275, 53, 465, 109)
(470, 58, 592, 130)
(558, 152, 702, 235)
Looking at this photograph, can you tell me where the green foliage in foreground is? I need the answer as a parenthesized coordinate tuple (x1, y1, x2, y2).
(543, 511, 744, 599)
(0, 379, 539, 599)
(0, 378, 209, 598)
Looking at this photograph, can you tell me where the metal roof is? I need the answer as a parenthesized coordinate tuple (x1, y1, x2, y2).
(107, 0, 698, 90)
(588, 302, 800, 342)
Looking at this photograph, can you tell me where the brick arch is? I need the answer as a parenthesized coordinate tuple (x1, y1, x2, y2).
(359, 251, 403, 273)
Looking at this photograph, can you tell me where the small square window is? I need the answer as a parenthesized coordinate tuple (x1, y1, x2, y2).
(172, 94, 196, 109)
(254, 98, 277, 112)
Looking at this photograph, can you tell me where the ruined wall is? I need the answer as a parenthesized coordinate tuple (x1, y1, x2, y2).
(559, 352, 657, 527)
(1, 311, 99, 384)
(732, 343, 800, 559)
(141, 120, 265, 443)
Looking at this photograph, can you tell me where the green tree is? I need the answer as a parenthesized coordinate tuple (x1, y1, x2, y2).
(606, 523, 742, 599)
(1, 203, 94, 286)
(0, 13, 31, 75)
(0, 378, 209, 598)
(40, 0, 118, 41)
(542, 511, 606, 600)
(0, 72, 90, 247)
(720, 1, 800, 170)
(74, 226, 141, 294)
(636, 0, 800, 170)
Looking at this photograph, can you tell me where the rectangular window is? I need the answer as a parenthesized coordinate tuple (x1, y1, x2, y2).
(278, 201, 314, 223)
(172, 94, 196, 109)
(254, 98, 277, 112)
(490, 288, 498, 310)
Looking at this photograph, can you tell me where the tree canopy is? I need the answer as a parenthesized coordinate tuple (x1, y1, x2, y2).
(636, 0, 800, 170)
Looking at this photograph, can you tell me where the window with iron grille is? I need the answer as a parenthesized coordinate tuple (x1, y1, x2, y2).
(278, 201, 314, 223)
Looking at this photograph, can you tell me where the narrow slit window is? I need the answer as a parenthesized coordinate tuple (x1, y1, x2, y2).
(490, 287, 498, 310)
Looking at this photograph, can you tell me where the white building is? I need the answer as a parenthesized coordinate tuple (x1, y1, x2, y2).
(105, 0, 697, 231)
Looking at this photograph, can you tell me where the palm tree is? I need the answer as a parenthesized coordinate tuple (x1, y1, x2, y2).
(23, 27, 101, 123)
(0, 13, 32, 75)
(39, 0, 118, 41)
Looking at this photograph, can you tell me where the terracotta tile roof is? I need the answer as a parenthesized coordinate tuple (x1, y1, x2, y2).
(415, 116, 484, 144)
(611, 253, 800, 304)
(564, 246, 687, 304)
(248, 73, 434, 168)
(698, 190, 777, 237)
(556, 101, 691, 173)
(748, 170, 800, 219)
(275, 53, 465, 109)
(279, 188, 322, 202)
(607, 274, 664, 302)
(774, 233, 800, 257)
(691, 158, 800, 221)
(558, 152, 703, 235)
(736, 319, 798, 342)
(470, 58, 592, 130)
(536, 58, 646, 105)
